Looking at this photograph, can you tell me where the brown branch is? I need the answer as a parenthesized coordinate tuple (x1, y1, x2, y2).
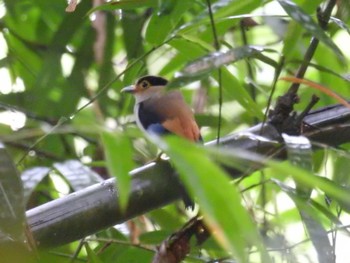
(152, 216, 209, 263)
(269, 0, 337, 131)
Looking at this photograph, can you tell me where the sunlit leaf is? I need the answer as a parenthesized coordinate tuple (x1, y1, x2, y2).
(54, 160, 102, 191)
(155, 136, 271, 262)
(145, 1, 193, 45)
(282, 133, 312, 196)
(115, 246, 153, 262)
(21, 166, 51, 204)
(278, 0, 344, 60)
(0, 144, 25, 242)
(101, 131, 134, 210)
(331, 17, 350, 35)
(295, 62, 350, 83)
(269, 161, 350, 212)
(87, 0, 157, 15)
(139, 230, 171, 244)
(336, 0, 350, 22)
(178, 0, 261, 34)
(273, 179, 334, 263)
(217, 68, 264, 119)
(180, 46, 266, 78)
(85, 243, 104, 263)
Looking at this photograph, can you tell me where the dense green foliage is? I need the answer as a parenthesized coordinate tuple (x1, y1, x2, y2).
(0, 0, 350, 262)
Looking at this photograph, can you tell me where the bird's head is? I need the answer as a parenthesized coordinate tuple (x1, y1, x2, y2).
(121, 75, 168, 103)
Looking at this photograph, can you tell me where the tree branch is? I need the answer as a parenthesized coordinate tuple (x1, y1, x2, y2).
(26, 103, 350, 248)
(269, 0, 337, 130)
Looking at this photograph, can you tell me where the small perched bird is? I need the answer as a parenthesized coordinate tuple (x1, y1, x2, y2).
(122, 75, 201, 209)
(121, 75, 201, 142)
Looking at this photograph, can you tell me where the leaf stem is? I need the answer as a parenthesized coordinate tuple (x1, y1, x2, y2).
(205, 0, 222, 145)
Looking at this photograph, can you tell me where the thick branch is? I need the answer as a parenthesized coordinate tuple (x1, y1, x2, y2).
(26, 103, 350, 249)
(269, 0, 337, 129)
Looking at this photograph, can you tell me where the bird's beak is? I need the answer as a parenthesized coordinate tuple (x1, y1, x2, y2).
(121, 85, 136, 93)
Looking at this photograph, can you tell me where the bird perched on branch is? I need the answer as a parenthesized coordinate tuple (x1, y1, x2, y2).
(122, 75, 202, 209)
(121, 75, 202, 142)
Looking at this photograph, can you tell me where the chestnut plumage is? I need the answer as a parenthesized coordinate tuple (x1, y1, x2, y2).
(122, 75, 202, 209)
(122, 75, 201, 142)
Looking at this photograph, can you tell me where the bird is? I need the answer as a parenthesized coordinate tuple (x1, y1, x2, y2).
(121, 75, 202, 209)
(121, 75, 202, 142)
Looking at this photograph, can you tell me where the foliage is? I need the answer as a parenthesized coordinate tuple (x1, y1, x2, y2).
(0, 0, 350, 262)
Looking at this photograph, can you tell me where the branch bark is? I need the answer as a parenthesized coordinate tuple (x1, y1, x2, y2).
(26, 103, 350, 248)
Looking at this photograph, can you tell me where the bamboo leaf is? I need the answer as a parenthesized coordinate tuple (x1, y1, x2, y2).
(85, 243, 104, 263)
(21, 167, 51, 204)
(87, 0, 157, 15)
(155, 136, 271, 262)
(101, 131, 134, 211)
(0, 144, 25, 243)
(54, 160, 103, 191)
(178, 46, 266, 79)
(145, 1, 193, 45)
(331, 17, 350, 35)
(278, 0, 344, 60)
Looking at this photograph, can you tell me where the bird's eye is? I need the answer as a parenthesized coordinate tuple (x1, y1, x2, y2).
(141, 80, 150, 89)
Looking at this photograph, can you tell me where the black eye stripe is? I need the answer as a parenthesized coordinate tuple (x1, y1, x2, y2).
(136, 76, 168, 87)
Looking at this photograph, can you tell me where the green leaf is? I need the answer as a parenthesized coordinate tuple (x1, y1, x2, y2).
(180, 46, 266, 78)
(0, 144, 25, 243)
(167, 45, 265, 119)
(54, 160, 103, 191)
(218, 68, 264, 119)
(282, 134, 312, 196)
(273, 179, 334, 263)
(145, 1, 193, 45)
(278, 0, 344, 60)
(331, 17, 350, 35)
(115, 246, 153, 263)
(101, 131, 134, 210)
(139, 230, 171, 244)
(87, 0, 157, 15)
(269, 161, 350, 212)
(85, 243, 104, 263)
(282, 21, 303, 58)
(155, 136, 271, 262)
(21, 167, 51, 204)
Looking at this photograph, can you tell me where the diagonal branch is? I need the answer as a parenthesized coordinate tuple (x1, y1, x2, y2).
(27, 103, 350, 248)
(269, 0, 337, 130)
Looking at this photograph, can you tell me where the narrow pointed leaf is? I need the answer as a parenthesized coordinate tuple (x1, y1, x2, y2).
(85, 243, 104, 263)
(145, 1, 193, 45)
(21, 167, 51, 204)
(331, 17, 350, 35)
(176, 46, 266, 79)
(282, 134, 312, 196)
(278, 0, 344, 60)
(54, 160, 103, 191)
(87, 0, 157, 15)
(273, 179, 334, 263)
(0, 144, 25, 242)
(155, 136, 271, 263)
(101, 131, 134, 211)
(269, 161, 350, 212)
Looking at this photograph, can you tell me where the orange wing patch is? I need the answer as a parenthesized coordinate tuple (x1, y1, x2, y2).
(147, 90, 201, 142)
(162, 117, 200, 142)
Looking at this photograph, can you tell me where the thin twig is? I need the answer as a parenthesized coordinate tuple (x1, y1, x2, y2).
(69, 238, 86, 263)
(240, 20, 256, 106)
(205, 0, 222, 145)
(16, 37, 174, 165)
(288, 0, 336, 95)
(269, 0, 337, 129)
(86, 237, 155, 253)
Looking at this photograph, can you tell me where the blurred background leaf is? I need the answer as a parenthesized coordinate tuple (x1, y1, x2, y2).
(0, 0, 349, 262)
